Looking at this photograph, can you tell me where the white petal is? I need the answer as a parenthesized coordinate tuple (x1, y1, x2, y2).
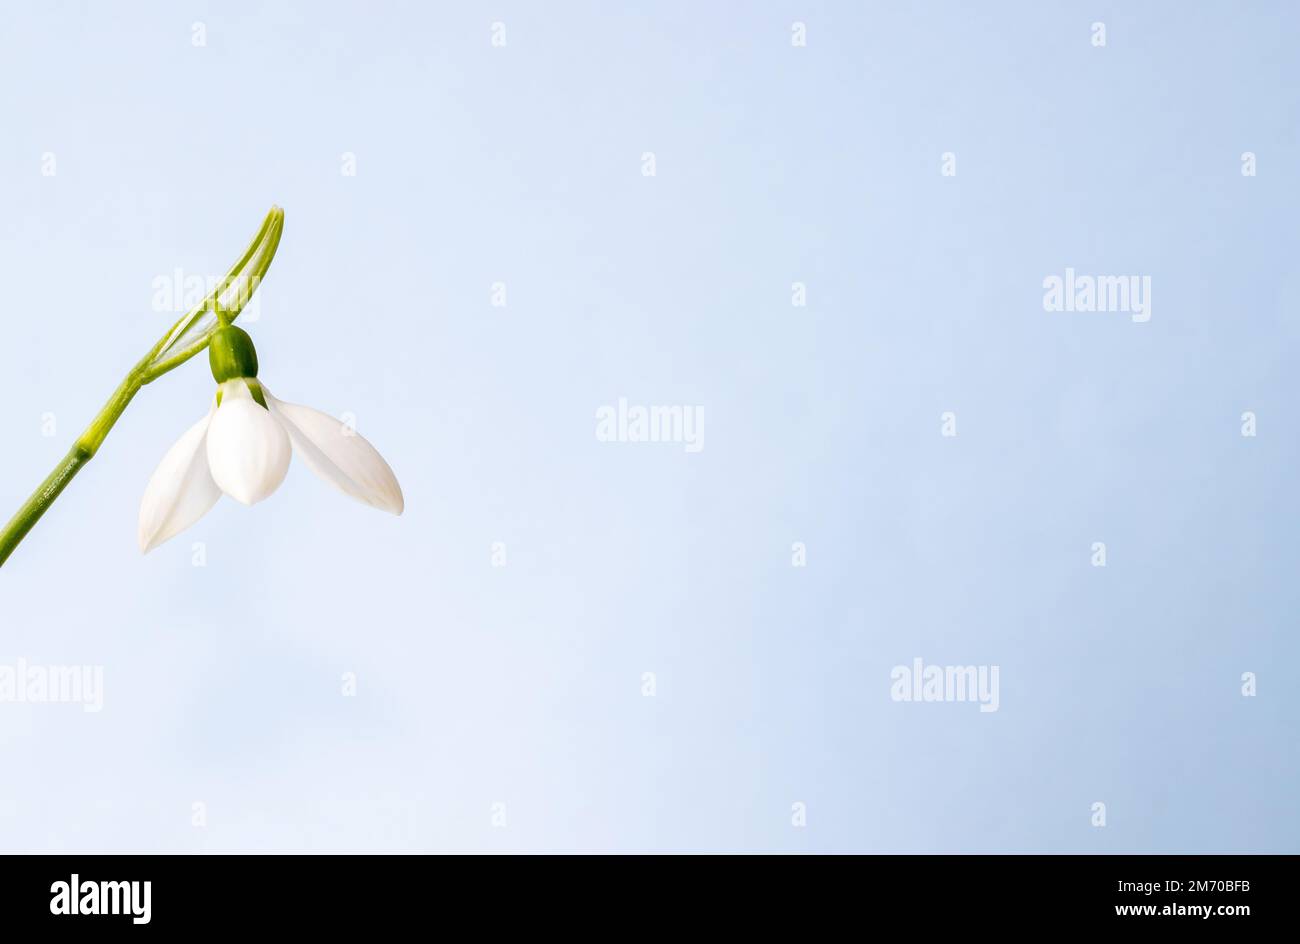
(265, 391, 404, 514)
(205, 381, 291, 505)
(138, 405, 221, 553)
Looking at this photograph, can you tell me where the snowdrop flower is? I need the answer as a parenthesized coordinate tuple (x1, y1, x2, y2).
(138, 321, 403, 553)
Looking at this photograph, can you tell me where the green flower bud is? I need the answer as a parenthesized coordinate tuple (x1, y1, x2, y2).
(209, 325, 259, 384)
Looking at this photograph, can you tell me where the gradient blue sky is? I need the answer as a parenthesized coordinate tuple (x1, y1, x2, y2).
(1, 1, 1297, 852)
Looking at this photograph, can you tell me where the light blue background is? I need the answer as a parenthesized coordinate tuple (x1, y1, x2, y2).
(1, 1, 1297, 853)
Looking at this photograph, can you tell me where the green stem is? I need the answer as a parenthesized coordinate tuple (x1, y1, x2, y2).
(0, 206, 284, 568)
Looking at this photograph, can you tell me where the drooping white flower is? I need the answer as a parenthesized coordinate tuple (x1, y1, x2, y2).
(138, 377, 403, 553)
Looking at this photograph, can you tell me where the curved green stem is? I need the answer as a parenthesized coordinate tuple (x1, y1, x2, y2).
(0, 206, 284, 568)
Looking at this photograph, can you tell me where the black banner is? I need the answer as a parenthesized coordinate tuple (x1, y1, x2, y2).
(0, 854, 1287, 930)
